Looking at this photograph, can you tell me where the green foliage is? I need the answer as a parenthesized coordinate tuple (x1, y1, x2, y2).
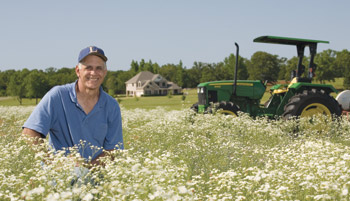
(25, 70, 49, 104)
(314, 49, 337, 83)
(334, 50, 350, 88)
(223, 53, 249, 80)
(247, 51, 282, 83)
(167, 91, 173, 98)
(6, 69, 30, 104)
(106, 73, 117, 97)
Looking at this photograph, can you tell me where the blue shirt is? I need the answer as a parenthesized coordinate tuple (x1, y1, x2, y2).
(23, 81, 123, 161)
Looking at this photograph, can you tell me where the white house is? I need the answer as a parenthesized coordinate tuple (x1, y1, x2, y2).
(125, 71, 182, 97)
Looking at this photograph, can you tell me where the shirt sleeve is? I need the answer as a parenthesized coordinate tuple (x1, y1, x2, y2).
(22, 87, 57, 137)
(103, 101, 124, 150)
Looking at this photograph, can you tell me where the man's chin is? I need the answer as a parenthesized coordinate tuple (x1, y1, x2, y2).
(85, 83, 100, 90)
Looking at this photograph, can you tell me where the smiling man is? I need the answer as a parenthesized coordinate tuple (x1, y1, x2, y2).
(22, 46, 123, 167)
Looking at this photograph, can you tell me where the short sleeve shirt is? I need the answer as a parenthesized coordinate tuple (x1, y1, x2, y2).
(23, 81, 123, 161)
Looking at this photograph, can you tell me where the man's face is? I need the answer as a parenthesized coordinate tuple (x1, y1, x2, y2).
(76, 55, 107, 90)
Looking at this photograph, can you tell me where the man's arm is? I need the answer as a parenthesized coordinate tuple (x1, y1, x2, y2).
(22, 128, 45, 145)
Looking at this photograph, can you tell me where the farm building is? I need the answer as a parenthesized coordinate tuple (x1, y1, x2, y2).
(125, 71, 182, 97)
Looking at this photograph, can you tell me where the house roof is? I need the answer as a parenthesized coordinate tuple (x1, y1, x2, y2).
(125, 71, 182, 90)
(167, 82, 181, 89)
(125, 71, 155, 84)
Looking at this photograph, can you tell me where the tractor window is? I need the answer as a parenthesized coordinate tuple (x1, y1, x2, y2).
(208, 90, 218, 103)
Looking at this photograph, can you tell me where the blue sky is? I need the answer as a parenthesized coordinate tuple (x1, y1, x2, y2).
(1, 0, 349, 71)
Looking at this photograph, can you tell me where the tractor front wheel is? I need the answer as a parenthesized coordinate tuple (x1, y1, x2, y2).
(282, 89, 342, 119)
(211, 101, 240, 116)
(191, 102, 198, 112)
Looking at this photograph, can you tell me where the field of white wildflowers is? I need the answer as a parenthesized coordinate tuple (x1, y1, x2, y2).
(1, 106, 350, 200)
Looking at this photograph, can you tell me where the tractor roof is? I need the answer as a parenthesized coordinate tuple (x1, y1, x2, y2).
(253, 36, 329, 46)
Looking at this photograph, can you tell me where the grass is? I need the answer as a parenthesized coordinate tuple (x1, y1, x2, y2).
(117, 89, 198, 111)
(0, 97, 40, 106)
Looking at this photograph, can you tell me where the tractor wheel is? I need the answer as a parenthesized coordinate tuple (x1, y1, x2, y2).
(216, 101, 240, 116)
(282, 89, 342, 119)
(191, 102, 198, 112)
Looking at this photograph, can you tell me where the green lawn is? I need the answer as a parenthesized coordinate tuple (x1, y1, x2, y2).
(118, 88, 198, 111)
(0, 97, 39, 106)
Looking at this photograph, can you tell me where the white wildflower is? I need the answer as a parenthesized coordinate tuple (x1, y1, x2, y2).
(82, 193, 93, 201)
(178, 186, 187, 194)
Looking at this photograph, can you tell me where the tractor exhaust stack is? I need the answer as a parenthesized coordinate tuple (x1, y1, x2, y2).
(233, 43, 239, 96)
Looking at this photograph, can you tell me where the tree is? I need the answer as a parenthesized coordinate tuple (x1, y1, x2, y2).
(159, 64, 177, 82)
(48, 67, 76, 88)
(115, 70, 133, 94)
(152, 62, 160, 74)
(278, 56, 308, 81)
(0, 71, 7, 96)
(25, 70, 49, 104)
(7, 69, 30, 104)
(139, 59, 146, 72)
(314, 49, 336, 83)
(200, 63, 217, 83)
(106, 74, 117, 97)
(130, 60, 139, 74)
(183, 62, 203, 88)
(175, 61, 184, 87)
(223, 53, 249, 80)
(144, 60, 154, 73)
(247, 51, 281, 83)
(334, 50, 350, 88)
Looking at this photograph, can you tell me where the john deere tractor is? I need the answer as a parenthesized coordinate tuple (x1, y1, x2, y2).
(192, 36, 342, 119)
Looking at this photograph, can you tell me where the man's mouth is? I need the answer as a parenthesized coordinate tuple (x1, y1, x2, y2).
(89, 77, 99, 81)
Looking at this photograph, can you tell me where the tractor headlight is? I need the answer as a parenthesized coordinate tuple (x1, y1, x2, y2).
(197, 87, 204, 94)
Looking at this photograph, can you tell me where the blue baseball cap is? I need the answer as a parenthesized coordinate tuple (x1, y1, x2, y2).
(78, 46, 108, 62)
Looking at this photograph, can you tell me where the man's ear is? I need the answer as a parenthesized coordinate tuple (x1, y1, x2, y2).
(75, 65, 80, 78)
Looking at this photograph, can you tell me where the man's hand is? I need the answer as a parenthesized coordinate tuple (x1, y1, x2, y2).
(89, 149, 114, 168)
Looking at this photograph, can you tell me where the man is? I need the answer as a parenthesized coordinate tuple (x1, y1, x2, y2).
(22, 46, 123, 167)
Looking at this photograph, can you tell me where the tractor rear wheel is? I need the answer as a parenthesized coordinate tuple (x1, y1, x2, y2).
(282, 89, 342, 119)
(215, 101, 240, 116)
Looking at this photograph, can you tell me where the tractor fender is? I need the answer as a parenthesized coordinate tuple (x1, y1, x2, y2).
(288, 82, 338, 94)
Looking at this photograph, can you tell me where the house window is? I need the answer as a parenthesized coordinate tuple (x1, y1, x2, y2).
(132, 83, 134, 87)
(162, 82, 165, 87)
(138, 81, 141, 87)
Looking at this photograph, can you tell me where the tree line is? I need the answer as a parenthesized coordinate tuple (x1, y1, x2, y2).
(1, 49, 350, 104)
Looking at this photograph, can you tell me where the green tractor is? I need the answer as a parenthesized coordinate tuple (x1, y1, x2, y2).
(192, 36, 342, 119)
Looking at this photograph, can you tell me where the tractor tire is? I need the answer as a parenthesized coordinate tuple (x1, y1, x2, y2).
(191, 102, 199, 112)
(216, 101, 240, 116)
(282, 89, 342, 120)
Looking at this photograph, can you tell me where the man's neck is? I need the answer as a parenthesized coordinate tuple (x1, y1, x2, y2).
(75, 82, 100, 100)
(75, 82, 100, 114)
